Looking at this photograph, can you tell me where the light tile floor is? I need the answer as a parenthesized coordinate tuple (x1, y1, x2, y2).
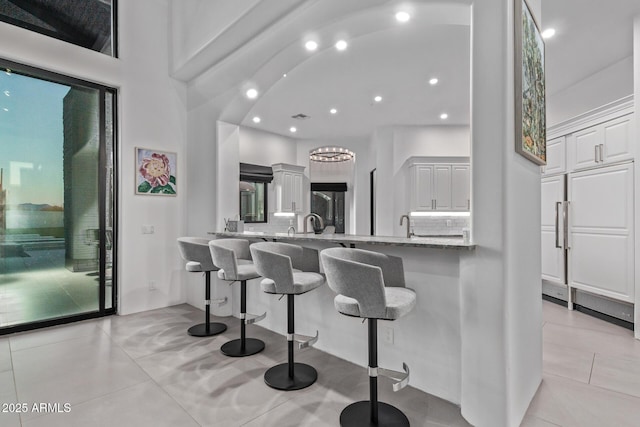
(0, 300, 637, 426)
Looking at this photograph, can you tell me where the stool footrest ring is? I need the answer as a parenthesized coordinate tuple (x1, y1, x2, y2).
(210, 297, 227, 306)
(371, 363, 410, 392)
(245, 311, 266, 325)
(289, 331, 319, 349)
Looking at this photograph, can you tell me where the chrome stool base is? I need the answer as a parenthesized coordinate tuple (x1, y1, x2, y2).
(264, 362, 317, 391)
(221, 338, 265, 357)
(340, 401, 409, 427)
(187, 322, 227, 337)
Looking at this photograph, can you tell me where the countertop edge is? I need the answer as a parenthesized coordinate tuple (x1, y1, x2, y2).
(207, 232, 476, 250)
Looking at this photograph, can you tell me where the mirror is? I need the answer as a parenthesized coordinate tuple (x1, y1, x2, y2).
(230, 2, 471, 237)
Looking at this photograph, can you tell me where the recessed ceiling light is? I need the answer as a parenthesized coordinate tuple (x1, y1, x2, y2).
(429, 78, 438, 85)
(541, 28, 556, 39)
(283, 73, 288, 78)
(335, 40, 348, 51)
(330, 108, 337, 114)
(305, 40, 318, 51)
(395, 11, 411, 23)
(3, 108, 8, 112)
(440, 113, 449, 120)
(374, 95, 383, 103)
(252, 116, 261, 123)
(246, 88, 258, 99)
(290, 127, 297, 133)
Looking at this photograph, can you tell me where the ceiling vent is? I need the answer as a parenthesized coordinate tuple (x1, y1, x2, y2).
(291, 113, 310, 120)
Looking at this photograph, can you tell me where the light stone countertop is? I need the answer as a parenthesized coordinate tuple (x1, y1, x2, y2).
(208, 231, 475, 250)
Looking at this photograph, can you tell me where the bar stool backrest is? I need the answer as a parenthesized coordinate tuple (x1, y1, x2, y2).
(250, 242, 302, 294)
(321, 248, 406, 319)
(177, 237, 217, 272)
(209, 239, 251, 280)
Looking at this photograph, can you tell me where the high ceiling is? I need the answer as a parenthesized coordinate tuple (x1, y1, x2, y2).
(221, 0, 640, 142)
(542, 0, 640, 97)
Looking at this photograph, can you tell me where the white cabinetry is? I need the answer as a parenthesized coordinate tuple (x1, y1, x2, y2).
(541, 175, 565, 285)
(567, 163, 634, 303)
(568, 114, 634, 171)
(451, 165, 471, 210)
(408, 158, 469, 212)
(541, 136, 566, 176)
(272, 163, 305, 213)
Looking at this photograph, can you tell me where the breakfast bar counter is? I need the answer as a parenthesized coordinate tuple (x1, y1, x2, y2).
(207, 230, 475, 408)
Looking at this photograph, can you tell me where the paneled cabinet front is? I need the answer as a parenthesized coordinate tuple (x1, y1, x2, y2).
(409, 162, 469, 212)
(568, 114, 634, 171)
(272, 164, 305, 213)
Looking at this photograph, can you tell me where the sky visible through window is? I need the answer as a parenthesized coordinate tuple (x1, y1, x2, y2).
(0, 70, 69, 207)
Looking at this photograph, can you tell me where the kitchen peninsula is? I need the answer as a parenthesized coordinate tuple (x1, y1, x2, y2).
(209, 230, 475, 406)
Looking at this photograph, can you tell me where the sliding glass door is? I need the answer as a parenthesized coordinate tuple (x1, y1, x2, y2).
(0, 60, 116, 333)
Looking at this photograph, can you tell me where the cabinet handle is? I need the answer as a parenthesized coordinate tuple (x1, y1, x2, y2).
(563, 201, 570, 250)
(555, 202, 562, 249)
(599, 144, 604, 162)
(467, 199, 470, 210)
(594, 145, 599, 163)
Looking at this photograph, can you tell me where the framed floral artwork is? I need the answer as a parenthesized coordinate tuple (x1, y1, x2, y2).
(514, 0, 546, 165)
(135, 148, 177, 196)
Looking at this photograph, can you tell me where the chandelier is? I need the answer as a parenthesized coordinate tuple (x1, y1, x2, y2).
(309, 146, 355, 162)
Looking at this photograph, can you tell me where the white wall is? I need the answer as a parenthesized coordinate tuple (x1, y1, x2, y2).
(0, 0, 189, 315)
(239, 126, 297, 166)
(547, 56, 633, 126)
(459, 1, 542, 426)
(392, 125, 471, 173)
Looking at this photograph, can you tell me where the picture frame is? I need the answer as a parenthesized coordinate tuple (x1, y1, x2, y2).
(135, 147, 177, 196)
(514, 0, 546, 165)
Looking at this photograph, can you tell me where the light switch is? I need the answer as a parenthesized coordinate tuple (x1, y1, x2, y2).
(142, 225, 154, 234)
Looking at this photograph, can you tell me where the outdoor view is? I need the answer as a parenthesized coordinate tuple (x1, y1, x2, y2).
(0, 65, 114, 329)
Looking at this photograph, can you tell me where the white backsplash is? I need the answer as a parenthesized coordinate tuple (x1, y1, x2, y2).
(411, 216, 470, 236)
(245, 213, 295, 233)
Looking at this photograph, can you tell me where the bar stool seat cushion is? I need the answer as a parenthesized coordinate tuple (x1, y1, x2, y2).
(186, 261, 202, 272)
(334, 287, 415, 320)
(261, 272, 325, 295)
(217, 260, 258, 281)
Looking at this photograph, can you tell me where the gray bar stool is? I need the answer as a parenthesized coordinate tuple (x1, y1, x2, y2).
(177, 237, 227, 337)
(209, 239, 266, 357)
(321, 247, 416, 427)
(250, 242, 324, 391)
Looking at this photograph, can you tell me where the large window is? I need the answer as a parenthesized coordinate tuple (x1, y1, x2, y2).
(0, 59, 117, 333)
(0, 0, 117, 56)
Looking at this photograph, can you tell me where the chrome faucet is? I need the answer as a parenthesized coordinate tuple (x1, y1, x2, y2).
(400, 214, 412, 238)
(303, 213, 324, 234)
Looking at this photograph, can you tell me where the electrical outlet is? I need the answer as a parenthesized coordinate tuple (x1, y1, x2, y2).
(382, 326, 394, 344)
(141, 225, 154, 234)
(148, 280, 156, 291)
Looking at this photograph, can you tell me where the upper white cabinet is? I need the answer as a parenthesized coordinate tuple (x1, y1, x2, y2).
(568, 114, 634, 171)
(272, 163, 305, 213)
(541, 136, 566, 176)
(451, 164, 471, 210)
(408, 158, 470, 212)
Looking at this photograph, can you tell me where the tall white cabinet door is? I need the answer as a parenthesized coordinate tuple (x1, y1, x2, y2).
(602, 114, 634, 164)
(541, 175, 565, 284)
(281, 172, 294, 212)
(451, 165, 470, 210)
(411, 165, 434, 211)
(571, 126, 601, 170)
(568, 163, 634, 302)
(434, 165, 452, 210)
